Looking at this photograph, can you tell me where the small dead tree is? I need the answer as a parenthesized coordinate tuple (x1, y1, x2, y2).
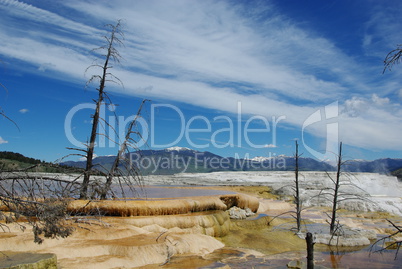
(0, 169, 80, 243)
(329, 142, 343, 235)
(99, 99, 149, 199)
(72, 20, 124, 199)
(314, 142, 372, 236)
(268, 141, 307, 233)
(294, 140, 302, 233)
(1, 71, 77, 243)
(383, 44, 402, 73)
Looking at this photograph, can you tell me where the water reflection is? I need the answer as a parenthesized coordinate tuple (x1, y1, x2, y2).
(147, 242, 401, 268)
(322, 248, 400, 269)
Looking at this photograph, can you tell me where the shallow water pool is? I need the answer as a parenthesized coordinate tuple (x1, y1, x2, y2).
(111, 185, 235, 199)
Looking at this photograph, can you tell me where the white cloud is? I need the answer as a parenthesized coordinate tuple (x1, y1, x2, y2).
(263, 144, 277, 148)
(19, 108, 29, 114)
(342, 97, 367, 117)
(0, 0, 100, 37)
(371, 94, 389, 106)
(0, 136, 8, 144)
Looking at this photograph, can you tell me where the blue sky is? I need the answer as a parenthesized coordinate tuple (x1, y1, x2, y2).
(1, 0, 402, 162)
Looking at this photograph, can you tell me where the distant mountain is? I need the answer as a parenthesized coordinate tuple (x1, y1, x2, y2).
(4, 149, 402, 176)
(343, 158, 402, 174)
(62, 147, 335, 175)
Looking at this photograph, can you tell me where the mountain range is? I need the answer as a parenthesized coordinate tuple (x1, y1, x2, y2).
(61, 147, 402, 176)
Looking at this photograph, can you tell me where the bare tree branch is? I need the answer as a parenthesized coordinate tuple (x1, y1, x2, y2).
(383, 45, 402, 73)
(370, 219, 402, 259)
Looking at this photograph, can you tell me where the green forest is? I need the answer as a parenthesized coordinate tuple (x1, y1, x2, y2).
(0, 151, 82, 173)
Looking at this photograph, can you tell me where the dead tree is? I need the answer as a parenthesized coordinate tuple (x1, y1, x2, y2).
(383, 44, 402, 73)
(65, 20, 147, 200)
(294, 140, 302, 233)
(314, 142, 372, 236)
(0, 168, 80, 243)
(373, 44, 402, 259)
(267, 141, 307, 233)
(0, 70, 75, 243)
(77, 20, 124, 199)
(99, 99, 149, 199)
(0, 161, 114, 243)
(306, 232, 314, 269)
(329, 142, 343, 235)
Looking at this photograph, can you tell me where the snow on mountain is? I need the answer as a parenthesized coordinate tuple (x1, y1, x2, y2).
(63, 146, 402, 175)
(165, 146, 194, 152)
(250, 156, 274, 162)
(250, 155, 293, 162)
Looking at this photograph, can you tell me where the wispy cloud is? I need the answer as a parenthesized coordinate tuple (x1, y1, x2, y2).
(1, 0, 402, 152)
(19, 108, 29, 114)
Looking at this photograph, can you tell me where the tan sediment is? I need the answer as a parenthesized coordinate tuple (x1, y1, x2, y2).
(67, 193, 259, 216)
(120, 211, 231, 237)
(0, 192, 259, 269)
(219, 193, 259, 212)
(0, 211, 229, 268)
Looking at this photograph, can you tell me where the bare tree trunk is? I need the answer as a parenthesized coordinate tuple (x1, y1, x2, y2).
(80, 88, 104, 199)
(330, 142, 342, 235)
(306, 232, 314, 269)
(294, 140, 301, 233)
(80, 21, 122, 199)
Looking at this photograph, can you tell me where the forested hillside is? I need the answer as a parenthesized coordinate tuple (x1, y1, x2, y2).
(0, 151, 82, 173)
